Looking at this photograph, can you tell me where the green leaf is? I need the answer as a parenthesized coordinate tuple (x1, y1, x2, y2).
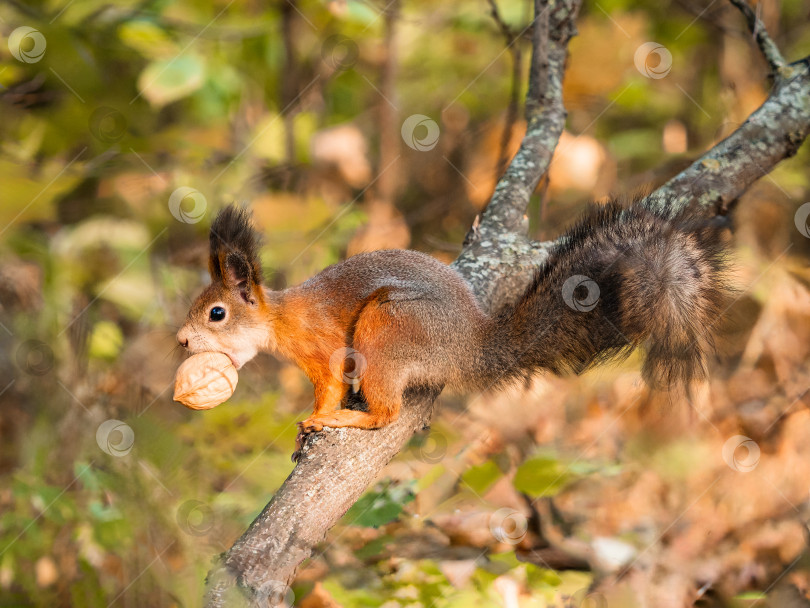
(733, 591, 768, 599)
(96, 273, 157, 321)
(251, 113, 286, 163)
(88, 321, 123, 361)
(293, 112, 317, 163)
(525, 564, 562, 588)
(513, 456, 572, 498)
(117, 20, 177, 59)
(321, 578, 384, 606)
(74, 461, 99, 491)
(138, 55, 206, 107)
(345, 1, 382, 25)
(88, 500, 123, 523)
(342, 482, 415, 528)
(461, 460, 503, 495)
(414, 463, 446, 492)
(488, 551, 521, 571)
(353, 534, 392, 560)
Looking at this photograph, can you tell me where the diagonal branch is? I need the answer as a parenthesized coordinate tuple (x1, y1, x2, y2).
(643, 0, 809, 219)
(727, 0, 786, 72)
(641, 56, 810, 219)
(486, 0, 517, 45)
(206, 387, 441, 607)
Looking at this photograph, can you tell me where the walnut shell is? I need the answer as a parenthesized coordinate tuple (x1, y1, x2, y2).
(174, 352, 238, 410)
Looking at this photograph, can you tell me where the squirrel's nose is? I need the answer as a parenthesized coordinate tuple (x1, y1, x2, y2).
(177, 328, 189, 349)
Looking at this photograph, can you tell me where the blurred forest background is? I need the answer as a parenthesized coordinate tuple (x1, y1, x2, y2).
(1, 0, 810, 606)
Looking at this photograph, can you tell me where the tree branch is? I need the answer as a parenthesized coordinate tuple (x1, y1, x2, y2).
(727, 0, 786, 73)
(642, 55, 810, 219)
(205, 387, 441, 606)
(471, 0, 578, 240)
(486, 0, 517, 45)
(204, 1, 810, 604)
(455, 0, 580, 311)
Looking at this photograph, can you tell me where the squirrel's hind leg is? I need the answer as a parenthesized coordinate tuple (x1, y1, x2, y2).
(296, 294, 417, 446)
(298, 359, 404, 432)
(301, 360, 403, 431)
(298, 369, 401, 432)
(292, 356, 408, 460)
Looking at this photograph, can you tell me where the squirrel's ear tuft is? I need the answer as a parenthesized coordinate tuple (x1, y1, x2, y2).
(223, 252, 252, 289)
(209, 205, 264, 295)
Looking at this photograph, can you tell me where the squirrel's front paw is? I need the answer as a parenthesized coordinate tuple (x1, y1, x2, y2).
(298, 418, 324, 433)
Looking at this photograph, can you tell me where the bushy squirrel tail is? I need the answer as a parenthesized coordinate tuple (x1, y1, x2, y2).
(482, 202, 728, 389)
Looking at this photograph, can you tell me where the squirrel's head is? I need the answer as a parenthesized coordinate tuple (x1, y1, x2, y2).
(177, 205, 275, 369)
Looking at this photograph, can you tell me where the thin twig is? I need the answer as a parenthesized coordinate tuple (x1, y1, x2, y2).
(487, 0, 524, 181)
(728, 0, 786, 72)
(495, 47, 523, 181)
(375, 0, 400, 205)
(280, 0, 298, 167)
(486, 0, 517, 43)
(526, 0, 549, 117)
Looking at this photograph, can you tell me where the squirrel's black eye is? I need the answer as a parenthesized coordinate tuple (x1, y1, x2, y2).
(209, 306, 226, 322)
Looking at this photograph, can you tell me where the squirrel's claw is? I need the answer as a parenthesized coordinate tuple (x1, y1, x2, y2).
(292, 430, 307, 463)
(291, 429, 304, 462)
(292, 419, 323, 462)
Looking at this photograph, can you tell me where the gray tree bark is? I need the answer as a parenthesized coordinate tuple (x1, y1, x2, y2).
(204, 1, 810, 605)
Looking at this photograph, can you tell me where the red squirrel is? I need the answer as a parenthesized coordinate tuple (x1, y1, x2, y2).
(177, 203, 725, 435)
